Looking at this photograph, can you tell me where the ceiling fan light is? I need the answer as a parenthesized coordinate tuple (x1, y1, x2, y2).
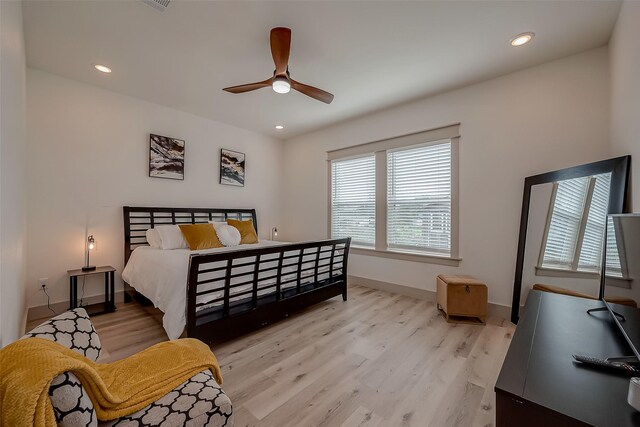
(272, 77, 290, 94)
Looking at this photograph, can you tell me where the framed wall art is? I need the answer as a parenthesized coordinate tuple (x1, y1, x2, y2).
(149, 133, 185, 180)
(220, 148, 245, 187)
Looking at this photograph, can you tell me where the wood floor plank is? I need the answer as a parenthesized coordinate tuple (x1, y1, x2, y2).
(340, 406, 385, 427)
(220, 371, 277, 405)
(470, 326, 515, 427)
(245, 320, 374, 420)
(376, 326, 472, 426)
(257, 353, 370, 427)
(220, 293, 377, 373)
(428, 378, 485, 427)
(26, 284, 514, 426)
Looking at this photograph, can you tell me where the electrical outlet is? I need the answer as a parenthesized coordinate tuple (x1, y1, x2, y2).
(38, 278, 48, 290)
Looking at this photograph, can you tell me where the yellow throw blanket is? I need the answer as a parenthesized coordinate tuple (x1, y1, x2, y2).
(0, 337, 223, 426)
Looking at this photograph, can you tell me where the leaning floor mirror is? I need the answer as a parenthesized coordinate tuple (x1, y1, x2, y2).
(511, 156, 631, 323)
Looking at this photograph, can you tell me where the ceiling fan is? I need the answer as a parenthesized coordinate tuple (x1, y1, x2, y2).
(223, 27, 334, 104)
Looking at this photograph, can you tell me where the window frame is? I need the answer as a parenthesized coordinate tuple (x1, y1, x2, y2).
(536, 174, 616, 277)
(534, 212, 632, 286)
(537, 177, 594, 273)
(327, 124, 460, 265)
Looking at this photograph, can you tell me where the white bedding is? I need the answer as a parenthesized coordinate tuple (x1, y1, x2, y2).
(122, 240, 335, 339)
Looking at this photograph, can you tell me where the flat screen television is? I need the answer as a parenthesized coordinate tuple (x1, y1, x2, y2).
(601, 213, 640, 360)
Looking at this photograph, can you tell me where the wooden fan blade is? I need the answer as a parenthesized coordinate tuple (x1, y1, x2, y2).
(290, 79, 334, 104)
(270, 27, 291, 76)
(223, 78, 273, 94)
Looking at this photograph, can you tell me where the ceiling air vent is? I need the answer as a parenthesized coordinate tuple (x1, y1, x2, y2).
(140, 0, 170, 12)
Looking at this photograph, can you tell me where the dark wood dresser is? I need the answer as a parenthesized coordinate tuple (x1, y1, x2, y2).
(496, 290, 640, 426)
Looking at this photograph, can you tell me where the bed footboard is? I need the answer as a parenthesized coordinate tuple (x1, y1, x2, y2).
(185, 238, 351, 342)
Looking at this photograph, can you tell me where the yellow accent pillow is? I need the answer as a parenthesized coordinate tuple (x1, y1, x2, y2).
(178, 224, 224, 250)
(227, 219, 259, 244)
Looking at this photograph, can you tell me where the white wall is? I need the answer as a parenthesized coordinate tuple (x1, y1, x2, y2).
(610, 1, 640, 209)
(0, 0, 28, 346)
(282, 47, 612, 308)
(26, 69, 284, 310)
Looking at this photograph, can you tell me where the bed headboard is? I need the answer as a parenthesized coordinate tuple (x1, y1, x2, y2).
(123, 206, 258, 264)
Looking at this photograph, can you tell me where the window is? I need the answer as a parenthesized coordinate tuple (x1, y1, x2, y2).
(578, 173, 611, 270)
(330, 155, 376, 246)
(387, 142, 452, 255)
(328, 124, 459, 262)
(539, 172, 611, 273)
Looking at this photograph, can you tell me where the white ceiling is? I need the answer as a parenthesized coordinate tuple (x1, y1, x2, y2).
(23, 1, 621, 139)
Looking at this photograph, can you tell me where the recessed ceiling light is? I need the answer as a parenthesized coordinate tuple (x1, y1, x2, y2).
(275, 125, 284, 130)
(510, 32, 535, 47)
(94, 64, 112, 73)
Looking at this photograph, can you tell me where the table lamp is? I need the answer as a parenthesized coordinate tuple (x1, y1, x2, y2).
(82, 235, 97, 271)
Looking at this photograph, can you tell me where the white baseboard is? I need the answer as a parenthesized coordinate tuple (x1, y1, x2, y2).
(27, 291, 125, 322)
(348, 275, 511, 320)
(349, 275, 436, 301)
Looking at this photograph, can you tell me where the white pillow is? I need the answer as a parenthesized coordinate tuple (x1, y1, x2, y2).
(211, 223, 242, 247)
(155, 225, 189, 250)
(146, 228, 162, 249)
(208, 221, 227, 227)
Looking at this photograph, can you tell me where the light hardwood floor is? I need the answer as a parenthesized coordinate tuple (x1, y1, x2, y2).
(28, 285, 514, 427)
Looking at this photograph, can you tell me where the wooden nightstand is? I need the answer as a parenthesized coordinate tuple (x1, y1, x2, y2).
(67, 265, 116, 316)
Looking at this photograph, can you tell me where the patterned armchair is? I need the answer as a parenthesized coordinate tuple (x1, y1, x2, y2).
(22, 309, 233, 426)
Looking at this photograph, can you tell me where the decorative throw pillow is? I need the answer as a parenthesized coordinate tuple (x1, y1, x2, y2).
(227, 219, 259, 244)
(179, 224, 224, 250)
(212, 223, 242, 247)
(146, 228, 162, 249)
(155, 225, 190, 250)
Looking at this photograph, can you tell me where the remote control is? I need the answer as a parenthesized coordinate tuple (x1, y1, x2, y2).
(572, 354, 640, 375)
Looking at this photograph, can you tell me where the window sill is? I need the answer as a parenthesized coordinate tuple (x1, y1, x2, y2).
(534, 266, 632, 286)
(350, 246, 461, 266)
(606, 276, 633, 289)
(535, 266, 599, 279)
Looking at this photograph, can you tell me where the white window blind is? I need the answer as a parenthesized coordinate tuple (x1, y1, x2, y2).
(542, 177, 589, 269)
(578, 173, 611, 271)
(331, 155, 376, 246)
(541, 173, 612, 273)
(387, 141, 452, 255)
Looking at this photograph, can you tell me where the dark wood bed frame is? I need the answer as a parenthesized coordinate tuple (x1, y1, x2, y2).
(123, 206, 351, 342)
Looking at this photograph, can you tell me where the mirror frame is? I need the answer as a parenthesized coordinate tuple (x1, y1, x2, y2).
(511, 156, 631, 323)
